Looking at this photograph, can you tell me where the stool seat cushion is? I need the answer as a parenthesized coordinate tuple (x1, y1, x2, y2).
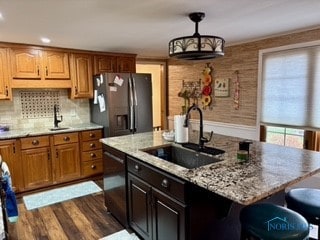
(240, 203, 309, 240)
(286, 188, 320, 220)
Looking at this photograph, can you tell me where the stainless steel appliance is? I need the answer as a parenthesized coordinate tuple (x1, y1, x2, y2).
(90, 73, 153, 137)
(90, 72, 153, 227)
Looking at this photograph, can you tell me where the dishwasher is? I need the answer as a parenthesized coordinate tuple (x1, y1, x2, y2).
(103, 145, 128, 227)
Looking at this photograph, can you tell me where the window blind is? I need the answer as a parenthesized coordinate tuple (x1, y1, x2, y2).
(261, 45, 320, 130)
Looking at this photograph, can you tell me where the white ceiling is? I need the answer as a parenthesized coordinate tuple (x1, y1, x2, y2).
(0, 0, 319, 58)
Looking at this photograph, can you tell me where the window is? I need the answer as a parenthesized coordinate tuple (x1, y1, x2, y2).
(260, 42, 320, 130)
(259, 42, 320, 150)
(266, 126, 304, 149)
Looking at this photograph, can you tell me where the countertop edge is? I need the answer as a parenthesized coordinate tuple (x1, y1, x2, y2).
(0, 123, 103, 140)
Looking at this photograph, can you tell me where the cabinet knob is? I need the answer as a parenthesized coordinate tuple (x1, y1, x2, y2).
(32, 139, 39, 146)
(91, 165, 96, 169)
(134, 164, 141, 171)
(89, 133, 95, 138)
(90, 143, 96, 148)
(161, 178, 169, 189)
(63, 136, 70, 141)
(90, 153, 96, 158)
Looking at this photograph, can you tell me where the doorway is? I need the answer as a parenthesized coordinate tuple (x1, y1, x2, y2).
(136, 60, 167, 130)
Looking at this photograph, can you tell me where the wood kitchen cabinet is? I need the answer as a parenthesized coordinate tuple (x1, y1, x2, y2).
(80, 129, 103, 177)
(70, 53, 93, 99)
(10, 48, 71, 88)
(0, 139, 22, 192)
(93, 54, 117, 74)
(93, 54, 136, 74)
(117, 56, 136, 73)
(52, 132, 80, 183)
(0, 48, 12, 100)
(127, 156, 186, 240)
(20, 136, 53, 190)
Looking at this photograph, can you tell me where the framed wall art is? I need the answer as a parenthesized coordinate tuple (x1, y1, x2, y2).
(214, 78, 230, 97)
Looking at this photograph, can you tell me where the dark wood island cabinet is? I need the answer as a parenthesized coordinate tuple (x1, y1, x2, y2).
(127, 155, 233, 240)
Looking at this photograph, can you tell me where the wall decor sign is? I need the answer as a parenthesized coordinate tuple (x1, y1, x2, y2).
(214, 78, 230, 97)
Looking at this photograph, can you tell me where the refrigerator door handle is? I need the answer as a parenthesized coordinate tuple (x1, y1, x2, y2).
(132, 77, 138, 106)
(129, 78, 135, 132)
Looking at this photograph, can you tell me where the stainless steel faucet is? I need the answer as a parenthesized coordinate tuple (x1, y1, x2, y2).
(184, 103, 213, 150)
(54, 104, 63, 128)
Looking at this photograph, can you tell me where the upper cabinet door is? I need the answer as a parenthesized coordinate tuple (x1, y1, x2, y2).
(42, 51, 70, 80)
(117, 56, 136, 73)
(70, 53, 93, 99)
(93, 55, 117, 74)
(0, 48, 11, 100)
(10, 48, 41, 79)
(10, 48, 70, 80)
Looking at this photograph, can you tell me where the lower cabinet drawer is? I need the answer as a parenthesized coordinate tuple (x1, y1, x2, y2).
(20, 136, 50, 149)
(81, 140, 102, 151)
(81, 149, 103, 161)
(82, 160, 103, 176)
(127, 156, 186, 203)
(53, 132, 79, 145)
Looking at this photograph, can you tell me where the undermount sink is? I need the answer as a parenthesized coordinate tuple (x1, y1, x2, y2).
(142, 144, 224, 169)
(181, 142, 225, 155)
(49, 127, 70, 131)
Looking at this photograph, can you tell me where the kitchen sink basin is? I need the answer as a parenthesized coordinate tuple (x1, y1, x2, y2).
(142, 144, 224, 169)
(49, 127, 70, 131)
(181, 142, 225, 155)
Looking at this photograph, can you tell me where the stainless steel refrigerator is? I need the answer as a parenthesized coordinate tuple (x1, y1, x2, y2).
(90, 72, 153, 137)
(90, 72, 153, 227)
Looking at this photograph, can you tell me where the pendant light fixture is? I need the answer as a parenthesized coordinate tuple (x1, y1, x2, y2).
(168, 12, 225, 60)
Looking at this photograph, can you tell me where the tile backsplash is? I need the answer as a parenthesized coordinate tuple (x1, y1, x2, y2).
(0, 89, 90, 130)
(20, 90, 60, 119)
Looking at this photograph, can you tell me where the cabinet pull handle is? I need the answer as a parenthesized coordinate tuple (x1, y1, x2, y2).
(91, 165, 96, 169)
(90, 143, 95, 148)
(161, 179, 169, 189)
(47, 150, 51, 160)
(37, 66, 40, 76)
(75, 86, 78, 95)
(5, 86, 8, 97)
(63, 136, 70, 141)
(89, 133, 95, 138)
(45, 66, 48, 76)
(134, 164, 141, 171)
(32, 139, 39, 146)
(90, 153, 96, 158)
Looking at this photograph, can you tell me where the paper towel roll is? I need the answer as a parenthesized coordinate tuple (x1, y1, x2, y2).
(174, 115, 188, 143)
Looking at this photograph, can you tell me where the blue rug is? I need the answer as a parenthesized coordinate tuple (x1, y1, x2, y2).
(23, 181, 102, 210)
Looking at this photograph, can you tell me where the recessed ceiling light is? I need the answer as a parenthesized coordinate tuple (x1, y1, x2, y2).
(0, 12, 4, 21)
(41, 37, 51, 44)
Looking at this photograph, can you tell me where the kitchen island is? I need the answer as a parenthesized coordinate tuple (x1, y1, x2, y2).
(100, 130, 320, 239)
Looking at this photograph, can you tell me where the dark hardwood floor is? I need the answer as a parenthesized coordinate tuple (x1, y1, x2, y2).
(8, 180, 124, 240)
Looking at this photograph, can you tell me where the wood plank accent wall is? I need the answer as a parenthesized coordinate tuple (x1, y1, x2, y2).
(168, 28, 320, 127)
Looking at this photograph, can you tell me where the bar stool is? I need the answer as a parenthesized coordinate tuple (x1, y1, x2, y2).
(286, 188, 320, 240)
(240, 203, 309, 240)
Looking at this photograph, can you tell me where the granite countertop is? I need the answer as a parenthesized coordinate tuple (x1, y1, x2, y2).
(0, 123, 103, 140)
(100, 130, 320, 205)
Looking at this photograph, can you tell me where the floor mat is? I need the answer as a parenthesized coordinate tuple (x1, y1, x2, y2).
(99, 229, 139, 240)
(23, 181, 102, 210)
